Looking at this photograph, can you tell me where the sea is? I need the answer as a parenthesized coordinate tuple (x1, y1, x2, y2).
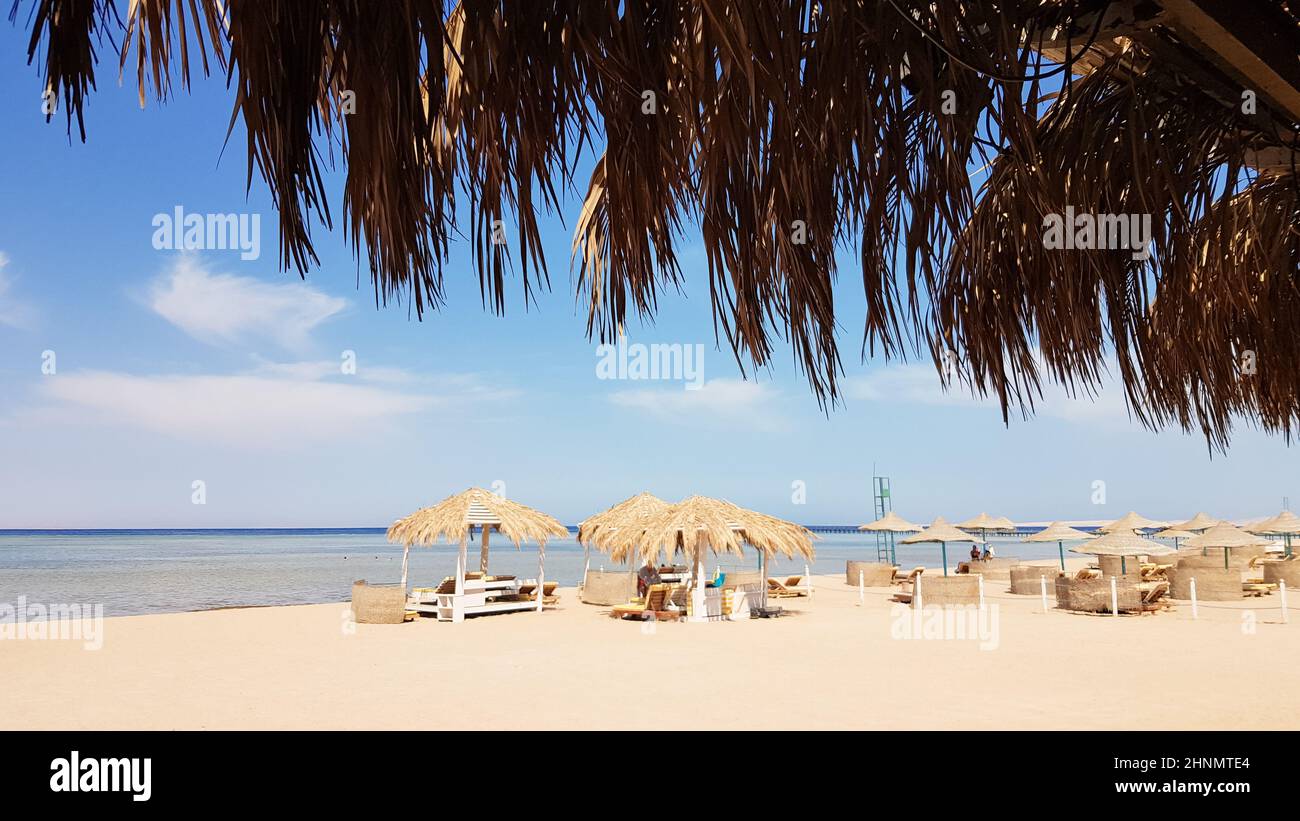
(0, 527, 1066, 617)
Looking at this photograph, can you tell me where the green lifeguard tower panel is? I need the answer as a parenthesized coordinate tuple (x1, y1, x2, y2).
(873, 475, 896, 564)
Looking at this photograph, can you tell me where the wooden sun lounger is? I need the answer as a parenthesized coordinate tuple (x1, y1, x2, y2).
(1075, 568, 1101, 580)
(892, 566, 924, 586)
(1243, 583, 1277, 597)
(767, 577, 808, 597)
(609, 583, 679, 621)
(1138, 581, 1170, 613)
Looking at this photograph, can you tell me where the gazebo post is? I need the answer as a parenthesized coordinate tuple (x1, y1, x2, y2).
(1058, 540, 1065, 572)
(691, 543, 707, 622)
(455, 533, 468, 596)
(941, 541, 949, 576)
(479, 525, 491, 575)
(536, 540, 546, 613)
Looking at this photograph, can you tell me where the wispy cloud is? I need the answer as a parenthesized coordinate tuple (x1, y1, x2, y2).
(32, 362, 517, 447)
(148, 257, 346, 350)
(845, 360, 1131, 426)
(608, 378, 787, 431)
(0, 253, 37, 329)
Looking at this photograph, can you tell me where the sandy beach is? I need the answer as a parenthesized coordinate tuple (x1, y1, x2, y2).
(5, 566, 1296, 731)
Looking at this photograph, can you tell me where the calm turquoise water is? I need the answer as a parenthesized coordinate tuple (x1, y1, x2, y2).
(0, 529, 1066, 617)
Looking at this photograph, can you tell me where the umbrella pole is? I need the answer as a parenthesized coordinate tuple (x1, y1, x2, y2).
(1224, 548, 1229, 571)
(942, 542, 949, 576)
(479, 525, 490, 575)
(582, 544, 590, 589)
(1058, 540, 1065, 572)
(400, 543, 410, 592)
(759, 551, 768, 611)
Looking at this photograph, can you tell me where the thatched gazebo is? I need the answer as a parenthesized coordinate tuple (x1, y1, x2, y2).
(620, 496, 815, 621)
(1151, 527, 1197, 549)
(956, 512, 1016, 543)
(387, 488, 567, 611)
(901, 517, 983, 577)
(1022, 521, 1094, 571)
(18, 2, 1300, 449)
(576, 492, 668, 586)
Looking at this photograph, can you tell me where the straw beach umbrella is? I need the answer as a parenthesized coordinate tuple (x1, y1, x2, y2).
(1171, 512, 1219, 533)
(577, 492, 668, 586)
(858, 511, 921, 566)
(956, 512, 1016, 548)
(1152, 528, 1197, 549)
(622, 497, 815, 621)
(1022, 522, 1094, 571)
(901, 517, 983, 577)
(1071, 530, 1174, 574)
(1250, 511, 1300, 558)
(387, 488, 567, 598)
(1098, 511, 1168, 534)
(1183, 523, 1273, 570)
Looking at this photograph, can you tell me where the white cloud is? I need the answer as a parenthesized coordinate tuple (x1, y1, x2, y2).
(845, 360, 1132, 426)
(0, 253, 37, 329)
(39, 371, 433, 446)
(148, 257, 346, 350)
(608, 378, 787, 431)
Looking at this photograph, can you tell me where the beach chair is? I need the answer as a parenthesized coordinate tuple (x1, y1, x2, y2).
(609, 583, 678, 621)
(1138, 581, 1170, 613)
(1242, 582, 1276, 597)
(512, 581, 560, 604)
(892, 566, 924, 586)
(766, 576, 808, 598)
(1075, 567, 1101, 580)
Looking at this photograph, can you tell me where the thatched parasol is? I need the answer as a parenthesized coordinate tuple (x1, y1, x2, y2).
(1254, 510, 1300, 558)
(858, 511, 921, 566)
(1097, 511, 1168, 534)
(1022, 521, 1094, 571)
(1183, 523, 1274, 569)
(1171, 512, 1219, 532)
(1071, 530, 1174, 574)
(576, 492, 668, 586)
(1151, 527, 1197, 549)
(18, 2, 1300, 448)
(901, 517, 983, 577)
(622, 496, 815, 621)
(387, 487, 567, 595)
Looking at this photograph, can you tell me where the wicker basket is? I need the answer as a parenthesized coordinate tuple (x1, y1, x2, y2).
(1056, 576, 1140, 613)
(351, 580, 407, 624)
(845, 560, 896, 586)
(912, 574, 980, 607)
(1167, 566, 1242, 601)
(1009, 566, 1058, 595)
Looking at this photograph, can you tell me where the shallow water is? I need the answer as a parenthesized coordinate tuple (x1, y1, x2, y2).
(0, 529, 1067, 617)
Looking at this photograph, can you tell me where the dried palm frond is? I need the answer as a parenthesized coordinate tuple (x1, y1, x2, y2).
(12, 0, 1300, 447)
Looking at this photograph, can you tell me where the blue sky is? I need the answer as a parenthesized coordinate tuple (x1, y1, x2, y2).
(0, 23, 1295, 528)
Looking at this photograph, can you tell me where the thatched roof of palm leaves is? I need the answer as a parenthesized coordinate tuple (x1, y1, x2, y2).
(387, 487, 567, 548)
(859, 510, 921, 532)
(1071, 530, 1174, 557)
(16, 1, 1300, 447)
(577, 492, 668, 549)
(1151, 527, 1197, 540)
(614, 496, 815, 565)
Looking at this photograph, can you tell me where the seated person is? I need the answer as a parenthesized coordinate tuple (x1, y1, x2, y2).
(969, 545, 981, 561)
(636, 560, 661, 597)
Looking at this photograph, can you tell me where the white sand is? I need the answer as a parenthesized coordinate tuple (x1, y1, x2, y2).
(3, 572, 1296, 729)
